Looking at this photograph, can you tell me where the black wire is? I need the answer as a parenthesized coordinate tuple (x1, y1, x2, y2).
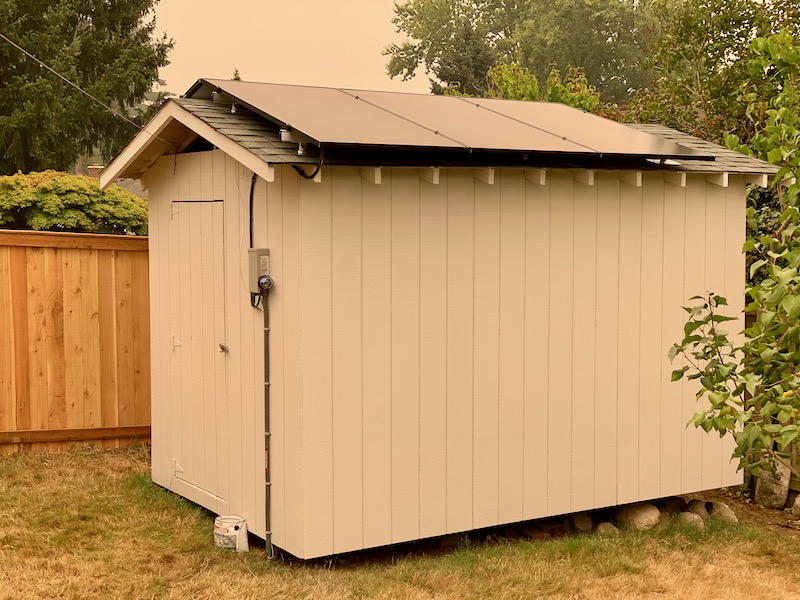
(0, 31, 175, 149)
(291, 147, 325, 179)
(249, 172, 257, 248)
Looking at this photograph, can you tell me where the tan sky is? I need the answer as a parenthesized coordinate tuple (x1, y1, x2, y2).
(153, 0, 430, 95)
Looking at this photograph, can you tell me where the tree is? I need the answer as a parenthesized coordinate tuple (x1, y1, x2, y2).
(515, 0, 652, 103)
(627, 0, 800, 144)
(385, 0, 522, 96)
(482, 62, 615, 115)
(0, 0, 172, 174)
(385, 0, 649, 101)
(428, 21, 497, 95)
(671, 33, 800, 480)
(0, 170, 148, 234)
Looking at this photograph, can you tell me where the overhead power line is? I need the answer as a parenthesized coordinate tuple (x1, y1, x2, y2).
(0, 31, 174, 150)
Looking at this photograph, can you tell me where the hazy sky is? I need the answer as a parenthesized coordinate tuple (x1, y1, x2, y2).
(153, 0, 429, 95)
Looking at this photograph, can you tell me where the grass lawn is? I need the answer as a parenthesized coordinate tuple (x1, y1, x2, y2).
(1, 446, 799, 599)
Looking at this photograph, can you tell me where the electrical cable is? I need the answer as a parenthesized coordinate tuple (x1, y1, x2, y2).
(262, 286, 275, 560)
(0, 31, 176, 149)
(248, 172, 257, 248)
(291, 147, 325, 180)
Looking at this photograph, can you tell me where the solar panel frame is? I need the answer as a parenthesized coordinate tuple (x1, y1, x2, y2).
(191, 79, 714, 160)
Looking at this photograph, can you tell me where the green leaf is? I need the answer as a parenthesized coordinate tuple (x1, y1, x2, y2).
(683, 321, 703, 337)
(708, 391, 727, 407)
(779, 430, 799, 451)
(750, 259, 767, 279)
(671, 366, 689, 381)
(781, 295, 800, 320)
(668, 344, 681, 362)
(760, 311, 777, 326)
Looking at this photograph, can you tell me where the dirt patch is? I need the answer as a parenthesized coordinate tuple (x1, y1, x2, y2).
(686, 485, 800, 538)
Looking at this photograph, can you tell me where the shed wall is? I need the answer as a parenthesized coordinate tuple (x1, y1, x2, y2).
(286, 167, 744, 558)
(147, 151, 745, 560)
(146, 151, 268, 536)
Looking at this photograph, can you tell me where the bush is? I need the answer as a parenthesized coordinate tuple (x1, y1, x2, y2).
(0, 171, 147, 235)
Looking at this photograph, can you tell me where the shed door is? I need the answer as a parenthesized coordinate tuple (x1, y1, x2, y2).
(168, 200, 229, 512)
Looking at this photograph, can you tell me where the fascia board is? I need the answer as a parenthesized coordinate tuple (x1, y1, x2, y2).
(100, 103, 180, 190)
(101, 101, 274, 190)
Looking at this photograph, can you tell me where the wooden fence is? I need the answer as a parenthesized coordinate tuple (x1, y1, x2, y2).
(0, 230, 151, 452)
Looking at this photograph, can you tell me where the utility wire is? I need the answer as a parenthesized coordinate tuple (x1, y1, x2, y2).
(0, 31, 175, 148)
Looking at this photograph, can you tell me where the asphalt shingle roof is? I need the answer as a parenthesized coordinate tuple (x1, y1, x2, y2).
(175, 98, 320, 165)
(628, 124, 779, 175)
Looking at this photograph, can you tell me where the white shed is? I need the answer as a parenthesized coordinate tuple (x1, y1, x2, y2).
(101, 79, 776, 559)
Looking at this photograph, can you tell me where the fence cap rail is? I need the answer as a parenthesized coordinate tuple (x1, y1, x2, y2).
(0, 229, 148, 251)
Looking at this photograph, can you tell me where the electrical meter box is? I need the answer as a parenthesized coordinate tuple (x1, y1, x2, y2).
(248, 248, 270, 294)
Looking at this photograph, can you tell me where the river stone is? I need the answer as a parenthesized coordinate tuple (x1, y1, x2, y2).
(571, 512, 595, 533)
(615, 503, 660, 531)
(708, 501, 739, 525)
(678, 512, 705, 530)
(516, 523, 551, 541)
(595, 522, 619, 536)
(661, 497, 687, 516)
(754, 462, 791, 509)
(685, 499, 710, 521)
(791, 495, 800, 518)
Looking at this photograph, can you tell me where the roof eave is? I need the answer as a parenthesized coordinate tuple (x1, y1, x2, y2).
(100, 99, 276, 190)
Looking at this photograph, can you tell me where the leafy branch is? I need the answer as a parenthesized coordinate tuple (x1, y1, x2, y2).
(672, 31, 800, 481)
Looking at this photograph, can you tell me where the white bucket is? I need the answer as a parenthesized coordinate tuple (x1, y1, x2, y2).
(213, 516, 250, 552)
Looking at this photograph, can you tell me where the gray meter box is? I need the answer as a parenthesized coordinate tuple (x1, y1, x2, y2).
(248, 248, 270, 294)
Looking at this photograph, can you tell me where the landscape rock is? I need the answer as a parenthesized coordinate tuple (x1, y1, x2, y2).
(570, 512, 595, 533)
(685, 499, 710, 521)
(661, 497, 687, 516)
(538, 519, 570, 538)
(615, 503, 660, 531)
(707, 501, 739, 525)
(595, 522, 619, 536)
(791, 495, 800, 519)
(678, 512, 705, 530)
(515, 523, 552, 541)
(754, 462, 791, 509)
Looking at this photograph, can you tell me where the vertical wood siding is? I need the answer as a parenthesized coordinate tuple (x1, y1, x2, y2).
(287, 168, 744, 558)
(0, 230, 150, 452)
(146, 151, 745, 560)
(146, 151, 267, 538)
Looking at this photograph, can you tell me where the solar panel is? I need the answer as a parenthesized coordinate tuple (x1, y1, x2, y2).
(457, 97, 708, 158)
(338, 89, 589, 153)
(193, 79, 713, 160)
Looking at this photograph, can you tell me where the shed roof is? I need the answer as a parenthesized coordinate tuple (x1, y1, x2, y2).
(188, 79, 712, 160)
(629, 124, 779, 175)
(101, 79, 778, 188)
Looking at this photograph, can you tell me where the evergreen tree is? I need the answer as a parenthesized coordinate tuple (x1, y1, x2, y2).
(0, 0, 172, 174)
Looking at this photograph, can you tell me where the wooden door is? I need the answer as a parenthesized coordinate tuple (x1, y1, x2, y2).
(167, 200, 229, 513)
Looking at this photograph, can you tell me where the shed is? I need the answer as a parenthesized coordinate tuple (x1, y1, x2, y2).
(101, 79, 777, 559)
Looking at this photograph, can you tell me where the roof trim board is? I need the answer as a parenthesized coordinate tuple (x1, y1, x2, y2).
(100, 101, 275, 189)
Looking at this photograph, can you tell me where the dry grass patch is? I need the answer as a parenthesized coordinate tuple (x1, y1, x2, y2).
(1, 446, 799, 599)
